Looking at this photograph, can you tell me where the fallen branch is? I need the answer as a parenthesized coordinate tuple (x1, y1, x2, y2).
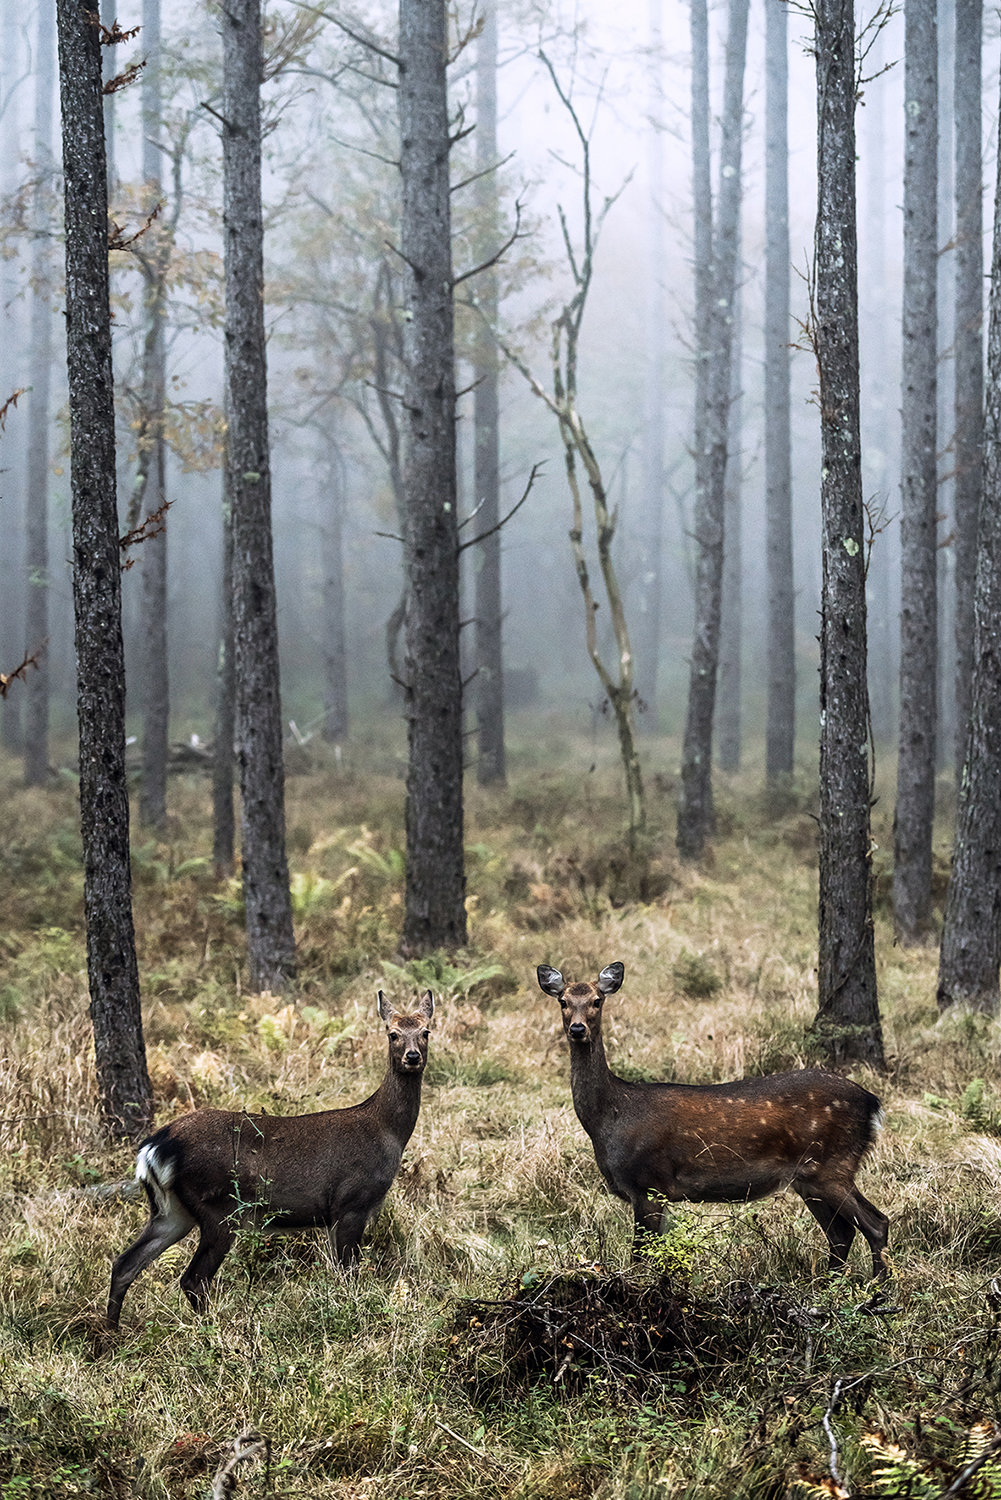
(210, 1431, 271, 1499)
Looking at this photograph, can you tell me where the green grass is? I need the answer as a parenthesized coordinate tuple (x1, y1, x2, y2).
(0, 737, 998, 1497)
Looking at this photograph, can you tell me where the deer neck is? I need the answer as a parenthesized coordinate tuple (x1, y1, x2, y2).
(372, 1066, 424, 1147)
(569, 1028, 617, 1129)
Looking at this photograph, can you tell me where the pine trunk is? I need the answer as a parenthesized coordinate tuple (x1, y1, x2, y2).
(812, 0, 884, 1068)
(894, 0, 939, 944)
(953, 0, 983, 775)
(399, 0, 467, 953)
(321, 437, 349, 743)
(222, 0, 296, 990)
(24, 3, 55, 789)
(764, 0, 795, 783)
(213, 478, 236, 879)
(473, 0, 505, 786)
(717, 252, 742, 774)
(678, 0, 749, 859)
(937, 62, 1001, 1015)
(56, 0, 152, 1137)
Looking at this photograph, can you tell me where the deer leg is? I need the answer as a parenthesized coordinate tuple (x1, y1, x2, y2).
(794, 1186, 857, 1274)
(331, 1210, 369, 1267)
(179, 1217, 235, 1313)
(841, 1189, 890, 1282)
(107, 1204, 196, 1329)
(631, 1194, 665, 1258)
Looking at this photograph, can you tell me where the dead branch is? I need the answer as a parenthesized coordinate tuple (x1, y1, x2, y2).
(120, 500, 172, 568)
(98, 21, 141, 46)
(210, 1431, 271, 1499)
(458, 461, 543, 552)
(0, 388, 27, 434)
(104, 60, 146, 96)
(108, 201, 163, 252)
(0, 645, 45, 699)
(453, 198, 526, 287)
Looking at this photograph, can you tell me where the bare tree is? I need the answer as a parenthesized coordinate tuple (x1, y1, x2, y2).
(398, 0, 467, 952)
(937, 58, 1001, 1016)
(677, 0, 749, 860)
(23, 1, 55, 788)
(893, 0, 939, 944)
(222, 0, 296, 989)
(56, 0, 152, 1136)
(764, 0, 795, 785)
(953, 0, 983, 775)
(811, 0, 884, 1068)
(472, 0, 505, 786)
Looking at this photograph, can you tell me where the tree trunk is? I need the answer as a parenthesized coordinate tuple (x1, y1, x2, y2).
(717, 240, 742, 774)
(936, 61, 1001, 1016)
(893, 0, 939, 945)
(398, 0, 466, 953)
(0, 8, 25, 755)
(473, 0, 505, 786)
(635, 0, 667, 728)
(812, 0, 884, 1069)
(213, 476, 236, 879)
(101, 0, 116, 191)
(222, 0, 296, 990)
(56, 0, 152, 1138)
(24, 4, 55, 789)
(321, 435, 349, 743)
(764, 0, 795, 783)
(953, 0, 983, 776)
(138, 0, 169, 832)
(678, 0, 749, 859)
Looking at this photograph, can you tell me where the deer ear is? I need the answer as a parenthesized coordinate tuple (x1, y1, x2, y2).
(597, 962, 624, 994)
(537, 965, 565, 999)
(418, 989, 435, 1021)
(377, 990, 395, 1024)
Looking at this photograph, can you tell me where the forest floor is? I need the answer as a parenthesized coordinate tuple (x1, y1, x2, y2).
(2, 726, 1001, 1499)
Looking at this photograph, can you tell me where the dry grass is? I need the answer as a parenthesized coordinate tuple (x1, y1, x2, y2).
(2, 735, 1001, 1497)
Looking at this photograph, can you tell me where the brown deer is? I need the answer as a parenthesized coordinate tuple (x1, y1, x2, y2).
(538, 962, 889, 1280)
(107, 990, 434, 1329)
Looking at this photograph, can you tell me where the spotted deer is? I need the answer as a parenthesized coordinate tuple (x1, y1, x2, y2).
(538, 962, 889, 1279)
(107, 990, 434, 1328)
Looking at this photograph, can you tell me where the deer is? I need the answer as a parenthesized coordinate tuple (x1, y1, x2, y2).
(107, 989, 434, 1329)
(537, 962, 889, 1281)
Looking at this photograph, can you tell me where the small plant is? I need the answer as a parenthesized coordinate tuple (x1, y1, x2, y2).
(638, 1208, 716, 1282)
(671, 949, 722, 1000)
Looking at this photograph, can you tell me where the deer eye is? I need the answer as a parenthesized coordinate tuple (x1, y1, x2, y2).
(389, 1031, 400, 1041)
(422, 1030, 430, 1040)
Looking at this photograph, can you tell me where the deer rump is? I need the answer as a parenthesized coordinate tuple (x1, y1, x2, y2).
(137, 1105, 404, 1233)
(586, 1071, 883, 1207)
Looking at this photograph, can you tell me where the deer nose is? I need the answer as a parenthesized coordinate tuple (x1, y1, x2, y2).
(404, 1049, 422, 1067)
(568, 1022, 587, 1041)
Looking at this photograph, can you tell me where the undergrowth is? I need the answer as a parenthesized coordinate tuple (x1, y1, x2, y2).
(0, 734, 997, 1497)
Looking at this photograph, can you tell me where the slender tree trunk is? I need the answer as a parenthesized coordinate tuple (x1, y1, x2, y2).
(894, 0, 939, 944)
(812, 0, 884, 1069)
(56, 0, 152, 1137)
(138, 0, 168, 831)
(24, 5, 55, 788)
(717, 243, 742, 774)
(937, 0, 955, 775)
(764, 0, 795, 783)
(678, 0, 749, 859)
(953, 0, 983, 776)
(398, 0, 466, 953)
(213, 477, 235, 879)
(635, 0, 667, 728)
(473, 0, 505, 786)
(222, 0, 296, 990)
(0, 9, 25, 754)
(101, 0, 115, 191)
(937, 63, 1001, 1015)
(321, 435, 349, 742)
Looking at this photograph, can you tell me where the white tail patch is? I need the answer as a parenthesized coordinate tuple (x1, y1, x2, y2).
(136, 1142, 179, 1218)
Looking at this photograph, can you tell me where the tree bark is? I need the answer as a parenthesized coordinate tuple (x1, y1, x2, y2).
(937, 61, 1001, 1016)
(677, 0, 749, 859)
(138, 0, 169, 832)
(812, 0, 884, 1068)
(398, 0, 467, 953)
(24, 3, 55, 789)
(953, 0, 983, 777)
(56, 0, 152, 1137)
(893, 0, 939, 944)
(473, 0, 505, 786)
(717, 240, 742, 774)
(0, 9, 25, 755)
(222, 0, 296, 990)
(764, 0, 795, 783)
